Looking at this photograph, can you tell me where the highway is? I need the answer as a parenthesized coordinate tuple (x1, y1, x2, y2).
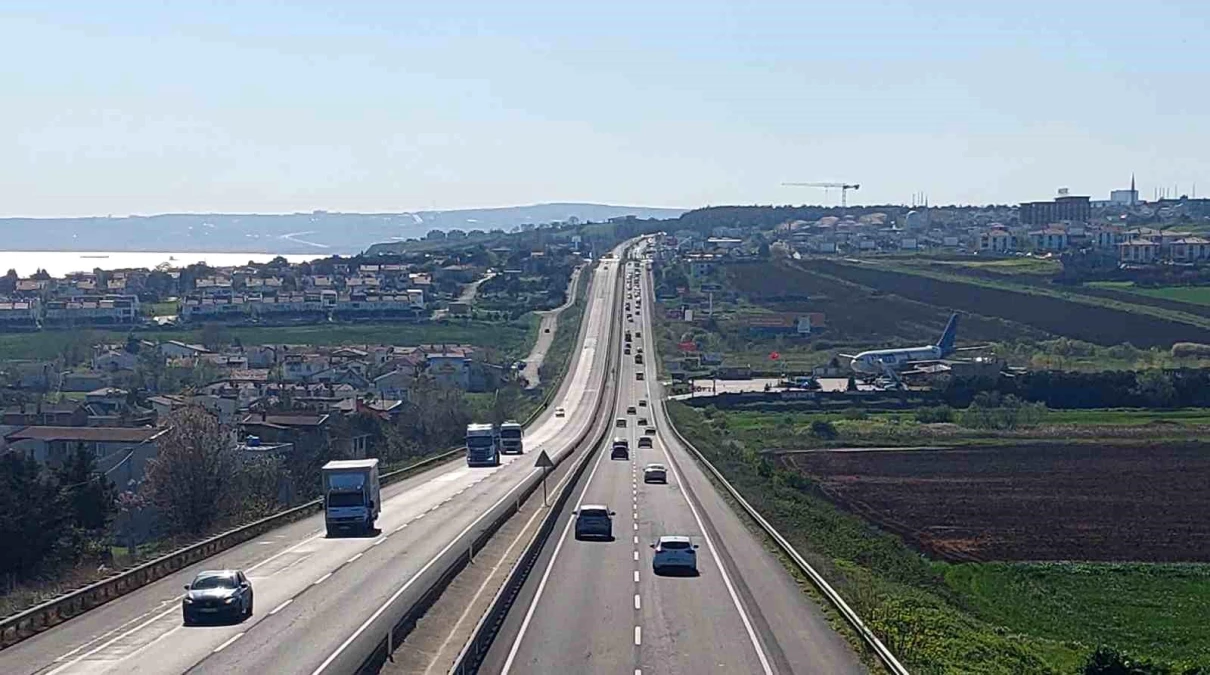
(1, 252, 625, 675)
(479, 251, 866, 674)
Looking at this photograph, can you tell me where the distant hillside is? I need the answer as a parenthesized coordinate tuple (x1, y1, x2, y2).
(0, 203, 685, 255)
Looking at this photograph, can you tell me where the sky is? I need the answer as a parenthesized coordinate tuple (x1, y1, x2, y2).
(2, 0, 1208, 217)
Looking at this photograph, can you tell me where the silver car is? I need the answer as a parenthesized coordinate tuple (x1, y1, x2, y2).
(642, 463, 666, 483)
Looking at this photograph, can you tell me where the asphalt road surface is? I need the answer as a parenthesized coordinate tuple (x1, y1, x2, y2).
(480, 250, 866, 675)
(1, 253, 624, 675)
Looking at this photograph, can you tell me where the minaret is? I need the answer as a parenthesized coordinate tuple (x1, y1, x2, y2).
(1130, 173, 1137, 205)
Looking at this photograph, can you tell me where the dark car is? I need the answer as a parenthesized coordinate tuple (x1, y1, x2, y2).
(183, 570, 253, 625)
(574, 504, 615, 540)
(611, 438, 630, 460)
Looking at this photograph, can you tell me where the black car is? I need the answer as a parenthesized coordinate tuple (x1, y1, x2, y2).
(611, 439, 630, 460)
(183, 570, 254, 625)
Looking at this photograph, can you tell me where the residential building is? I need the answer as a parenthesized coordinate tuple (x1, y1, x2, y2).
(1019, 195, 1091, 226)
(0, 298, 39, 328)
(43, 295, 140, 325)
(978, 228, 1019, 252)
(160, 341, 211, 359)
(1119, 239, 1161, 263)
(4, 426, 166, 486)
(1169, 237, 1210, 263)
(1029, 227, 1069, 251)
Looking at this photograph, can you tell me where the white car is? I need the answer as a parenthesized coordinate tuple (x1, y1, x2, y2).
(642, 463, 665, 482)
(651, 535, 698, 575)
(554, 407, 566, 417)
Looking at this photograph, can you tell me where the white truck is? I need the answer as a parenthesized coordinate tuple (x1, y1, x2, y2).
(466, 423, 501, 467)
(321, 459, 381, 537)
(500, 420, 524, 455)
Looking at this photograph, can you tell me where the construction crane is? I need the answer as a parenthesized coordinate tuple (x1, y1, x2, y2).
(783, 182, 861, 209)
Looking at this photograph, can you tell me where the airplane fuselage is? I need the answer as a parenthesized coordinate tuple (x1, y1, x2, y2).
(849, 345, 944, 375)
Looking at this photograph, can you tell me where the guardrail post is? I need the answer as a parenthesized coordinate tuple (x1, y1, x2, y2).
(387, 627, 393, 662)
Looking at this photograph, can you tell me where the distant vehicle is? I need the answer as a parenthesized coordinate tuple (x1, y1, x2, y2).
(616, 418, 627, 428)
(635, 353, 644, 365)
(638, 436, 653, 449)
(636, 372, 645, 381)
(466, 423, 501, 467)
(554, 407, 566, 417)
(627, 406, 636, 415)
(643, 463, 666, 483)
(625, 331, 632, 342)
(651, 535, 699, 575)
(645, 426, 656, 435)
(624, 347, 631, 355)
(322, 459, 380, 536)
(637, 417, 648, 427)
(639, 399, 647, 407)
(182, 570, 253, 625)
(842, 313, 985, 387)
(635, 331, 642, 339)
(574, 505, 615, 540)
(611, 438, 630, 460)
(544, 327, 551, 333)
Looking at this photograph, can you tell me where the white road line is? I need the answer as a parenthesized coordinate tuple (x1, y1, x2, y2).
(394, 523, 408, 533)
(213, 632, 244, 653)
(373, 535, 388, 546)
(633, 550, 639, 561)
(634, 626, 642, 645)
(347, 553, 363, 563)
(313, 572, 332, 585)
(657, 415, 775, 675)
(634, 594, 641, 610)
(269, 599, 294, 615)
(633, 535, 639, 544)
(633, 523, 638, 531)
(634, 570, 640, 582)
(500, 435, 611, 675)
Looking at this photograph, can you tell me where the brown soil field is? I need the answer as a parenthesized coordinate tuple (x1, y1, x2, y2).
(783, 443, 1210, 562)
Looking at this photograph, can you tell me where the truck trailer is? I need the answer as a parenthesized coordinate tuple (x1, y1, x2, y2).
(466, 423, 501, 467)
(499, 420, 524, 454)
(321, 459, 381, 537)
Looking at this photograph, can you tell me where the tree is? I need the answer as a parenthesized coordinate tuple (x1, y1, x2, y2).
(0, 269, 18, 294)
(1133, 370, 1177, 408)
(56, 443, 117, 532)
(143, 407, 238, 534)
(0, 453, 69, 580)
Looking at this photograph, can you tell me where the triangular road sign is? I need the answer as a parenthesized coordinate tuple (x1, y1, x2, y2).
(534, 450, 555, 469)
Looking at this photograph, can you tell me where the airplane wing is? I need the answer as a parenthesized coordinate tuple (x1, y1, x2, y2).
(838, 353, 857, 359)
(953, 345, 992, 352)
(878, 363, 909, 389)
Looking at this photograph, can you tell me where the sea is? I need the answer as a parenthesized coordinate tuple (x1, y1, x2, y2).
(0, 251, 324, 277)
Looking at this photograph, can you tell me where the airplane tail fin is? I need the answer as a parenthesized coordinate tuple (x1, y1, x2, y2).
(936, 313, 959, 354)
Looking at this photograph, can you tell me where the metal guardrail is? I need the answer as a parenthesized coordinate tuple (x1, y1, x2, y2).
(0, 261, 602, 652)
(0, 447, 465, 650)
(660, 386, 911, 674)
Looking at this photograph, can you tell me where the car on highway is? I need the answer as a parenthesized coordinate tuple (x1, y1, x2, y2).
(645, 426, 656, 435)
(635, 331, 642, 338)
(182, 570, 253, 625)
(555, 407, 566, 417)
(637, 417, 647, 426)
(636, 372, 644, 381)
(643, 463, 666, 483)
(624, 347, 631, 355)
(638, 398, 647, 407)
(574, 504, 615, 540)
(616, 418, 627, 428)
(611, 438, 630, 460)
(651, 535, 699, 575)
(638, 436, 653, 449)
(627, 406, 636, 415)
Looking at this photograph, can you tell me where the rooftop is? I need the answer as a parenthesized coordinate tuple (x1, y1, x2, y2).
(6, 426, 162, 443)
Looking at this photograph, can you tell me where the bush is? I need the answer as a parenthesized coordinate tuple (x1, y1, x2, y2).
(810, 420, 838, 439)
(841, 407, 868, 420)
(915, 405, 954, 424)
(1081, 645, 1206, 675)
(959, 393, 1047, 430)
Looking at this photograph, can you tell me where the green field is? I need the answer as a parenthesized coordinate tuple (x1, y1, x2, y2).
(0, 320, 535, 363)
(942, 562, 1210, 665)
(666, 402, 1210, 672)
(922, 257, 1062, 276)
(1087, 282, 1210, 307)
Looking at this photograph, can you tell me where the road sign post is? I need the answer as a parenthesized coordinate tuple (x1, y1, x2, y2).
(534, 450, 555, 506)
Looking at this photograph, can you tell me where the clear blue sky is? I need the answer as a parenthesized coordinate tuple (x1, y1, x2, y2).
(3, 0, 1207, 216)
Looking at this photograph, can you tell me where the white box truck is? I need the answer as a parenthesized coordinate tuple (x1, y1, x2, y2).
(466, 423, 501, 467)
(321, 459, 381, 537)
(500, 420, 524, 455)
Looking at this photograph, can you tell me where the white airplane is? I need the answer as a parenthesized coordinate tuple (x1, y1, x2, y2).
(841, 314, 986, 387)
